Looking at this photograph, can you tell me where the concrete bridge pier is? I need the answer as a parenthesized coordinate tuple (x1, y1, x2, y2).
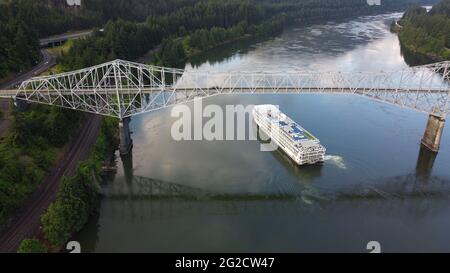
(14, 97, 29, 111)
(421, 114, 446, 153)
(415, 145, 437, 182)
(119, 117, 133, 156)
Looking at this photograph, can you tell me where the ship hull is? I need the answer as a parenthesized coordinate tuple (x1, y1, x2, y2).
(252, 105, 326, 166)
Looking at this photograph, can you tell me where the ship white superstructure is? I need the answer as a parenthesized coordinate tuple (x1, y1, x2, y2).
(252, 105, 326, 165)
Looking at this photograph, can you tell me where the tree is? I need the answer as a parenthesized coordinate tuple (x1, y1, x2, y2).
(41, 170, 99, 246)
(41, 202, 72, 246)
(398, 0, 450, 61)
(17, 239, 47, 253)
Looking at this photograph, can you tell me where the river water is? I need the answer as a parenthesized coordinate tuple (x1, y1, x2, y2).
(76, 11, 450, 252)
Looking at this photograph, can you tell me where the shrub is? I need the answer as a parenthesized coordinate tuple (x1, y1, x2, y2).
(17, 239, 47, 253)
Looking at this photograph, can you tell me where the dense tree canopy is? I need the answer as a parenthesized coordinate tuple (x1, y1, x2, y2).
(430, 0, 450, 16)
(0, 0, 433, 78)
(0, 105, 82, 224)
(59, 0, 431, 69)
(41, 117, 118, 246)
(0, 0, 196, 79)
(398, 0, 450, 61)
(17, 238, 47, 253)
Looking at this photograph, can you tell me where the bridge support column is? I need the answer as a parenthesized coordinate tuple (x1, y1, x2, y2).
(14, 98, 29, 111)
(415, 145, 437, 182)
(421, 114, 445, 153)
(119, 117, 133, 156)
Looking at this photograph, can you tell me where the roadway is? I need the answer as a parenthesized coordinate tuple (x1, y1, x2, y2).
(0, 50, 56, 90)
(5, 87, 449, 97)
(0, 49, 56, 137)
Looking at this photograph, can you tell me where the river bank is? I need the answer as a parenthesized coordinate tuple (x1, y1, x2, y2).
(15, 117, 118, 253)
(153, 5, 432, 68)
(0, 113, 101, 252)
(0, 49, 116, 253)
(392, 24, 444, 64)
(394, 2, 450, 64)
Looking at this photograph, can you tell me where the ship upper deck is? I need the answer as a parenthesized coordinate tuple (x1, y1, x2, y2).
(254, 105, 319, 145)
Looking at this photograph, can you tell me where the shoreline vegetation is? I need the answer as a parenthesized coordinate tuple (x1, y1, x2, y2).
(0, 0, 433, 81)
(17, 117, 119, 253)
(394, 0, 450, 62)
(0, 105, 83, 226)
(57, 0, 434, 70)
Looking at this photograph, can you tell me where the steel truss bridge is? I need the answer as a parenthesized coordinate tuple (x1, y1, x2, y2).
(0, 59, 448, 119)
(0, 59, 448, 153)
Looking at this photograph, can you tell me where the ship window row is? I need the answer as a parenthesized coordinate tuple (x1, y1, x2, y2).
(256, 113, 324, 160)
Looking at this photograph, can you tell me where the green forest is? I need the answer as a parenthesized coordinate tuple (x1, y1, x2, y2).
(0, 0, 433, 79)
(40, 117, 118, 247)
(0, 0, 196, 80)
(397, 0, 450, 60)
(0, 105, 83, 224)
(59, 0, 432, 69)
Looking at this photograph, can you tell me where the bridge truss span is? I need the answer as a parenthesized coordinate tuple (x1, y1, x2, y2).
(8, 59, 450, 119)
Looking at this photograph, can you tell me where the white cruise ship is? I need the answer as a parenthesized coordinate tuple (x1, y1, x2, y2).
(252, 104, 326, 165)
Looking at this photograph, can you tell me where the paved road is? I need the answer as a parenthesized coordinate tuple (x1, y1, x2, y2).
(0, 50, 56, 137)
(0, 50, 56, 90)
(0, 114, 102, 253)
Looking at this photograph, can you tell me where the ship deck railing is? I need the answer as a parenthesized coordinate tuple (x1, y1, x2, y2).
(265, 112, 316, 144)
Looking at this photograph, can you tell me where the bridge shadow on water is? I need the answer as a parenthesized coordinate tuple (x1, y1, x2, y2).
(75, 146, 450, 251)
(103, 145, 450, 206)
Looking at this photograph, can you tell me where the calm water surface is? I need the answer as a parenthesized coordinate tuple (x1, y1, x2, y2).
(76, 11, 450, 252)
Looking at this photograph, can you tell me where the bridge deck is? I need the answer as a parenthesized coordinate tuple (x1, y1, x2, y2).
(1, 87, 448, 98)
(2, 59, 449, 118)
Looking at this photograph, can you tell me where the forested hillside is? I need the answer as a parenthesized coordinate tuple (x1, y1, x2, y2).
(397, 0, 450, 61)
(59, 0, 434, 69)
(0, 0, 436, 80)
(0, 0, 196, 80)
